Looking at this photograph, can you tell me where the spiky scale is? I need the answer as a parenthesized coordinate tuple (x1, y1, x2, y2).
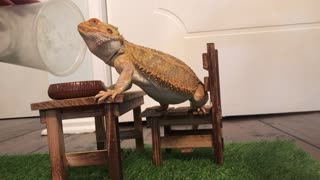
(125, 42, 200, 96)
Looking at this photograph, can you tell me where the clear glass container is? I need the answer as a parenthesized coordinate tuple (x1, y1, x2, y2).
(0, 0, 86, 76)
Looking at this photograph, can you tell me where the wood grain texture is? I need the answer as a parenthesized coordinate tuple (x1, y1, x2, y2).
(204, 76, 209, 92)
(161, 135, 212, 148)
(203, 53, 208, 70)
(166, 129, 212, 136)
(105, 105, 123, 180)
(45, 110, 67, 180)
(141, 106, 210, 118)
(150, 119, 161, 166)
(95, 116, 106, 150)
(133, 106, 144, 152)
(31, 91, 145, 111)
(119, 129, 138, 140)
(116, 97, 144, 116)
(147, 115, 211, 126)
(48, 80, 105, 100)
(66, 150, 108, 167)
(207, 43, 224, 164)
(31, 91, 147, 180)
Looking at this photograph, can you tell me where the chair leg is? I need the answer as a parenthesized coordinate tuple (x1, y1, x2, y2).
(150, 119, 161, 166)
(95, 116, 106, 150)
(213, 113, 223, 165)
(133, 106, 144, 152)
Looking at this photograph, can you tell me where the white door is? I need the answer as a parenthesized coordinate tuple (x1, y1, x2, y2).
(107, 0, 320, 117)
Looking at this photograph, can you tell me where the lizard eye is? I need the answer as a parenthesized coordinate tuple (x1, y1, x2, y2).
(107, 28, 113, 34)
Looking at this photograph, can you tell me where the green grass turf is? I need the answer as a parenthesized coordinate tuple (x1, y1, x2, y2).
(0, 141, 319, 180)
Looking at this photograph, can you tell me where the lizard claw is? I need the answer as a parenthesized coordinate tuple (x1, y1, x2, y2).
(95, 90, 119, 104)
(192, 106, 209, 116)
(197, 107, 207, 115)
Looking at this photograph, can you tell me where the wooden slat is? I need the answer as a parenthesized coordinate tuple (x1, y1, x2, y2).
(156, 116, 211, 126)
(31, 91, 145, 111)
(203, 53, 208, 70)
(161, 135, 212, 148)
(105, 105, 123, 180)
(204, 77, 209, 92)
(167, 107, 192, 116)
(116, 97, 144, 116)
(66, 150, 108, 167)
(150, 119, 161, 166)
(95, 116, 106, 150)
(141, 107, 174, 117)
(45, 110, 67, 179)
(120, 129, 138, 140)
(61, 105, 104, 119)
(159, 117, 211, 126)
(215, 49, 223, 115)
(133, 106, 144, 152)
(207, 43, 224, 165)
(142, 106, 211, 119)
(167, 129, 212, 136)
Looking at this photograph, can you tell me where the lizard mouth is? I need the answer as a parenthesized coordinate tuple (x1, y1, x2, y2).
(77, 23, 90, 34)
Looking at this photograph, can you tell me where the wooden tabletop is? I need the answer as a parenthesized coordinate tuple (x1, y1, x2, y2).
(31, 91, 145, 111)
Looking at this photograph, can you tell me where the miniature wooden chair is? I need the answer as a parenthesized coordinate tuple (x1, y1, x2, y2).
(31, 91, 145, 180)
(141, 43, 224, 166)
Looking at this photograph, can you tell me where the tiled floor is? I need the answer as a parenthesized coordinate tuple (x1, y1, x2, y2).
(0, 112, 319, 160)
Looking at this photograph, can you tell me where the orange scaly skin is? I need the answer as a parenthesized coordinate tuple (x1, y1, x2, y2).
(78, 18, 208, 111)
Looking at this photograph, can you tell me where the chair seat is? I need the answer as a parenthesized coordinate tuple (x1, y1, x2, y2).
(142, 106, 212, 126)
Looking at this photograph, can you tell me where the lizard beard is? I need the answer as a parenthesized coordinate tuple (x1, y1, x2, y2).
(92, 40, 122, 65)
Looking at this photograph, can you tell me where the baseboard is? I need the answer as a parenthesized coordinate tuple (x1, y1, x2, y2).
(41, 117, 96, 135)
(40, 118, 147, 135)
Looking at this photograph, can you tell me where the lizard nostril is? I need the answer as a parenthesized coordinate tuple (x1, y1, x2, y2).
(90, 18, 99, 25)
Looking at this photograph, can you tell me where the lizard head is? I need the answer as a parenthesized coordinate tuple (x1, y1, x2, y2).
(78, 18, 123, 64)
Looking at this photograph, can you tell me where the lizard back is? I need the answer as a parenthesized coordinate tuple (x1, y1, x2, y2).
(126, 42, 201, 96)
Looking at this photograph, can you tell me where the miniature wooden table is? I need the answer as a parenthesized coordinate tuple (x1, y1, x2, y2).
(31, 91, 145, 180)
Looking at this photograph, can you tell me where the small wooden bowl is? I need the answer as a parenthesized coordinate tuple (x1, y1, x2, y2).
(48, 80, 106, 100)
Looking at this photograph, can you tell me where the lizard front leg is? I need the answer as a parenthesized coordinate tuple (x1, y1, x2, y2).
(95, 60, 134, 103)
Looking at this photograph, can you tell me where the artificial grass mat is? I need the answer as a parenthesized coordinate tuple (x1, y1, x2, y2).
(0, 141, 319, 180)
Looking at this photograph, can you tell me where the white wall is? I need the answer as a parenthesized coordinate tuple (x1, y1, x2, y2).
(107, 0, 320, 117)
(0, 64, 49, 118)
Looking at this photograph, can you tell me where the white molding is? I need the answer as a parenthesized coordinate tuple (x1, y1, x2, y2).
(41, 118, 96, 135)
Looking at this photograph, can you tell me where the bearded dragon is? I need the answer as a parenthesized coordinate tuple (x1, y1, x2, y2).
(78, 18, 208, 111)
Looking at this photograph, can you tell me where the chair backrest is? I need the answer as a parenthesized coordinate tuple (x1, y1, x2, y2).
(203, 43, 222, 119)
(203, 43, 224, 162)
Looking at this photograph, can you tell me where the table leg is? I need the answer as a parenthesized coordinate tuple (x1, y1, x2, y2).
(44, 110, 67, 180)
(105, 105, 123, 180)
(133, 106, 144, 152)
(95, 116, 106, 150)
